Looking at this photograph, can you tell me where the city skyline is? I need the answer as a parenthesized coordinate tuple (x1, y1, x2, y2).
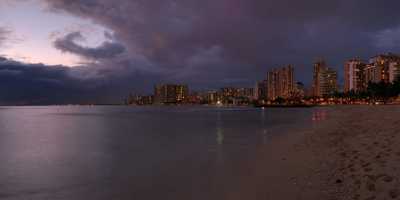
(2, 1, 400, 104)
(133, 52, 399, 94)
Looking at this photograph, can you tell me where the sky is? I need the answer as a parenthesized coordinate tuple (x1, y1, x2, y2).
(1, 0, 400, 104)
(0, 0, 110, 65)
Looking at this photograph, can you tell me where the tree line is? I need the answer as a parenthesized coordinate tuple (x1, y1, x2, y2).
(331, 78, 400, 103)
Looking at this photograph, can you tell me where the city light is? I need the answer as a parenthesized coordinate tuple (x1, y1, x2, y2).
(125, 53, 400, 107)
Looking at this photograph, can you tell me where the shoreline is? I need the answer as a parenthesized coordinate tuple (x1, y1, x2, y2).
(2, 104, 400, 107)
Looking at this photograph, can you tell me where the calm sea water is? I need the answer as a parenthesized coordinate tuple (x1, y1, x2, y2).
(0, 106, 328, 200)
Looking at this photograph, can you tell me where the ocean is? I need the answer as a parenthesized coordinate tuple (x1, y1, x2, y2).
(0, 106, 328, 199)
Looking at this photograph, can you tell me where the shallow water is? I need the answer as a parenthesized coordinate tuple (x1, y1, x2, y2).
(0, 106, 329, 200)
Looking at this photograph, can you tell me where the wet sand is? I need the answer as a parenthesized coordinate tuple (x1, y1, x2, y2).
(265, 106, 400, 200)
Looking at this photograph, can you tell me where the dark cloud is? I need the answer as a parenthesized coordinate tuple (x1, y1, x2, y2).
(0, 57, 85, 105)
(54, 31, 126, 60)
(0, 57, 161, 105)
(42, 0, 400, 89)
(5, 0, 400, 104)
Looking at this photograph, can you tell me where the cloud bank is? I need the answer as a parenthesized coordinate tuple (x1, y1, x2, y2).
(0, 56, 161, 105)
(5, 0, 400, 104)
(43, 0, 400, 81)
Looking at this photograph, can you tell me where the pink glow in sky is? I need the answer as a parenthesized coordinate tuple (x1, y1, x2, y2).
(0, 0, 109, 66)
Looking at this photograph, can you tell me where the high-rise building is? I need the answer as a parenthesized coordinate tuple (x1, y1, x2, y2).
(267, 65, 294, 100)
(344, 59, 367, 92)
(389, 61, 400, 82)
(219, 88, 252, 98)
(175, 85, 188, 102)
(206, 91, 220, 104)
(293, 82, 305, 98)
(320, 68, 338, 96)
(237, 88, 254, 99)
(312, 60, 338, 97)
(312, 60, 325, 97)
(255, 80, 268, 101)
(220, 87, 238, 98)
(367, 53, 400, 83)
(154, 84, 189, 104)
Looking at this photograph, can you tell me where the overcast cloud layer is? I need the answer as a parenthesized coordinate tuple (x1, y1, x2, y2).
(3, 0, 400, 104)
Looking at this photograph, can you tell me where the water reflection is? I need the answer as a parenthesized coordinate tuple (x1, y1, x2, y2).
(312, 109, 328, 122)
(260, 109, 269, 145)
(216, 111, 224, 145)
(0, 106, 318, 200)
(216, 129, 224, 145)
(214, 111, 225, 169)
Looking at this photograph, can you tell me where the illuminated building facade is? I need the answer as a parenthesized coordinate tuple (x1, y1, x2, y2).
(126, 95, 154, 105)
(320, 68, 338, 96)
(154, 84, 189, 104)
(367, 54, 400, 83)
(206, 91, 220, 104)
(267, 65, 294, 100)
(218, 87, 254, 105)
(345, 54, 400, 93)
(344, 59, 367, 92)
(221, 87, 238, 98)
(312, 60, 325, 97)
(293, 82, 305, 98)
(312, 60, 338, 97)
(237, 88, 254, 99)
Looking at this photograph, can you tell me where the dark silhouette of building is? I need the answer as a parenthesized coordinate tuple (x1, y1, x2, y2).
(255, 80, 268, 101)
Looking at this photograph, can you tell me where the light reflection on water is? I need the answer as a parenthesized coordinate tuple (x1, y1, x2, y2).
(312, 109, 329, 122)
(0, 106, 329, 200)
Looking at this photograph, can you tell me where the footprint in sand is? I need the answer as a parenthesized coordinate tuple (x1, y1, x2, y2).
(382, 175, 394, 183)
(362, 162, 371, 168)
(364, 167, 373, 172)
(366, 182, 376, 192)
(389, 189, 399, 199)
(354, 179, 361, 189)
(384, 147, 392, 152)
(360, 159, 366, 165)
(365, 195, 376, 200)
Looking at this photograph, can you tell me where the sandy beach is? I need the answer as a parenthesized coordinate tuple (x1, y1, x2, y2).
(317, 106, 400, 200)
(265, 106, 400, 200)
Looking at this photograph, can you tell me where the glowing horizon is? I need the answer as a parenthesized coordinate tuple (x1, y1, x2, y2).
(0, 0, 109, 66)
